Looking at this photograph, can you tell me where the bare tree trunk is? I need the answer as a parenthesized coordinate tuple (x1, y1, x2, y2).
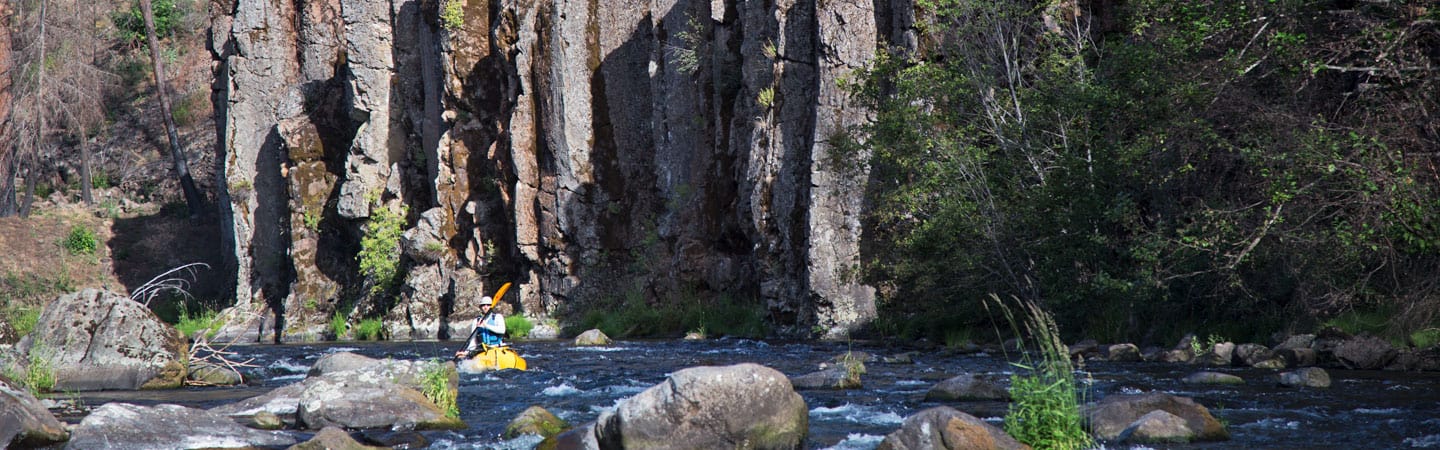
(0, 1, 12, 216)
(140, 0, 204, 218)
(20, 0, 48, 218)
(80, 1, 96, 205)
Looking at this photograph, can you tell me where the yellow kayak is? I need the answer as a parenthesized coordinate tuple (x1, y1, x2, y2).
(465, 345, 528, 371)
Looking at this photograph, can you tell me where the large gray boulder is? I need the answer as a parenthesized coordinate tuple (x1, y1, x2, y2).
(1334, 335, 1396, 369)
(0, 376, 68, 448)
(297, 371, 464, 430)
(594, 363, 807, 449)
(17, 289, 187, 391)
(924, 373, 1010, 401)
(1084, 393, 1229, 442)
(67, 403, 297, 449)
(876, 406, 1028, 450)
(287, 426, 386, 450)
(307, 352, 458, 394)
(213, 358, 461, 432)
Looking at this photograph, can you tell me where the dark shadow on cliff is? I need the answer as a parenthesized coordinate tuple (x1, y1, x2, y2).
(108, 203, 228, 320)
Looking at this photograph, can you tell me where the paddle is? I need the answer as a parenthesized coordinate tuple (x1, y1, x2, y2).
(454, 282, 512, 361)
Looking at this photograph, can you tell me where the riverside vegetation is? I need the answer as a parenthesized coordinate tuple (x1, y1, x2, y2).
(848, 0, 1440, 346)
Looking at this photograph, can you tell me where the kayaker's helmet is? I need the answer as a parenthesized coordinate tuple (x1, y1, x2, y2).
(480, 296, 494, 307)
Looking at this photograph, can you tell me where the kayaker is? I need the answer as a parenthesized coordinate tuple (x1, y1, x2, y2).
(455, 296, 507, 359)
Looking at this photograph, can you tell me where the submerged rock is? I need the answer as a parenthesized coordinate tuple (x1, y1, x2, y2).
(288, 426, 386, 450)
(877, 406, 1028, 450)
(1118, 410, 1194, 444)
(924, 373, 1010, 401)
(1181, 371, 1244, 385)
(790, 367, 862, 390)
(69, 403, 297, 448)
(506, 405, 570, 439)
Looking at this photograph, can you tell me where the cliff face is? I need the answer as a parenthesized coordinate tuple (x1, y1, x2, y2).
(210, 0, 898, 342)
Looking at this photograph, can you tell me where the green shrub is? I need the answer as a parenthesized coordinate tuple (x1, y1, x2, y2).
(6, 345, 58, 396)
(573, 289, 768, 339)
(1325, 310, 1391, 336)
(61, 225, 99, 256)
(505, 315, 534, 339)
(176, 309, 223, 340)
(421, 360, 459, 418)
(357, 200, 408, 294)
(1410, 328, 1440, 349)
(4, 305, 41, 337)
(992, 296, 1092, 450)
(355, 318, 385, 341)
(114, 0, 182, 46)
(330, 311, 348, 340)
(439, 0, 464, 30)
(92, 171, 111, 189)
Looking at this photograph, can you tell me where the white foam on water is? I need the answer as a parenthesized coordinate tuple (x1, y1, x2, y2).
(542, 382, 584, 396)
(1118, 386, 1146, 394)
(1387, 384, 1412, 391)
(268, 374, 305, 382)
(893, 379, 928, 386)
(809, 403, 905, 426)
(1405, 434, 1440, 448)
(575, 346, 627, 352)
(1236, 417, 1301, 430)
(266, 358, 310, 374)
(820, 433, 884, 450)
(1354, 407, 1404, 414)
(322, 347, 360, 354)
(600, 383, 648, 396)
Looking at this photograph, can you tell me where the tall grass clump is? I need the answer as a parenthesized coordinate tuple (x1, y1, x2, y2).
(3, 305, 41, 337)
(987, 294, 1092, 450)
(421, 360, 460, 419)
(176, 308, 223, 340)
(330, 311, 348, 340)
(355, 318, 385, 341)
(2, 345, 57, 396)
(505, 315, 534, 339)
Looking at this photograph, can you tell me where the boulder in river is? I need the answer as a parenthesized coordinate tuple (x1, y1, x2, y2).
(1334, 335, 1396, 369)
(68, 403, 297, 448)
(1181, 371, 1244, 385)
(1117, 409, 1194, 444)
(0, 376, 68, 448)
(1084, 393, 1229, 442)
(297, 369, 465, 430)
(1234, 343, 1276, 367)
(876, 406, 1028, 450)
(1103, 343, 1142, 362)
(574, 329, 613, 346)
(16, 288, 187, 391)
(924, 373, 1010, 401)
(1277, 367, 1331, 388)
(506, 405, 570, 439)
(288, 426, 387, 450)
(594, 363, 807, 449)
(790, 367, 862, 390)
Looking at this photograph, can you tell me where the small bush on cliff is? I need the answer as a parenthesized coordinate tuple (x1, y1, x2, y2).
(2, 344, 57, 396)
(114, 0, 183, 46)
(439, 0, 464, 30)
(330, 311, 348, 340)
(358, 200, 408, 295)
(3, 305, 41, 337)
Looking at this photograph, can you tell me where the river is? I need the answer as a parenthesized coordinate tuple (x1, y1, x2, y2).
(66, 339, 1440, 449)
